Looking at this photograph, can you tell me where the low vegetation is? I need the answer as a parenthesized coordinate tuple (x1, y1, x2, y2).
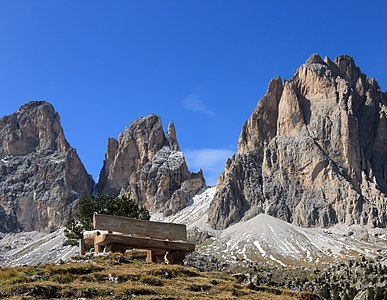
(0, 253, 317, 299)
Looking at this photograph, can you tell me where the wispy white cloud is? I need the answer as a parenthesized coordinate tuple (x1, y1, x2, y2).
(182, 95, 214, 116)
(184, 148, 235, 186)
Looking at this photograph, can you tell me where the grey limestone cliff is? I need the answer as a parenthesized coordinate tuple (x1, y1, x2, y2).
(97, 114, 206, 216)
(0, 101, 94, 232)
(208, 54, 387, 230)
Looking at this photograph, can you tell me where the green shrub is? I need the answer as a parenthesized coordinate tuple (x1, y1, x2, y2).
(65, 194, 150, 245)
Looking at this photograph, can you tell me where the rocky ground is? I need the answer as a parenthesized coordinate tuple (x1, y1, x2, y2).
(185, 253, 387, 300)
(0, 253, 318, 299)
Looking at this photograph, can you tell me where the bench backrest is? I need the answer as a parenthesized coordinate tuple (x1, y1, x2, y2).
(93, 213, 187, 241)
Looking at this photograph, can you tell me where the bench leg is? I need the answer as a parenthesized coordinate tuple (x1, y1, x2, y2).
(146, 250, 153, 263)
(94, 242, 104, 254)
(79, 239, 85, 256)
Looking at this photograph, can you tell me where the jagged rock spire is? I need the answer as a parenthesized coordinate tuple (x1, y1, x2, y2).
(167, 121, 180, 151)
(98, 114, 205, 216)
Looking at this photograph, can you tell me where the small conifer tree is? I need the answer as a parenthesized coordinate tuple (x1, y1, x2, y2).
(64, 194, 150, 246)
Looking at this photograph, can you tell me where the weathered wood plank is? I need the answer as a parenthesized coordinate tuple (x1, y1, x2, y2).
(126, 249, 149, 258)
(93, 213, 187, 241)
(94, 233, 195, 252)
(83, 230, 98, 244)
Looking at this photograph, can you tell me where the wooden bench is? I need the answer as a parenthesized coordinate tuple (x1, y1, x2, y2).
(83, 213, 195, 264)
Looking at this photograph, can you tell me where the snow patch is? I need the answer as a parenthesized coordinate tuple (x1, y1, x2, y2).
(152, 187, 216, 230)
(269, 254, 287, 267)
(253, 241, 266, 256)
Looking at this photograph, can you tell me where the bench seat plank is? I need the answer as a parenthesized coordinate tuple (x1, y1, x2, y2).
(94, 233, 195, 252)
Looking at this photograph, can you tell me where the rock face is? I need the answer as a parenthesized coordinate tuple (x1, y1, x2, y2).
(97, 114, 206, 215)
(0, 101, 94, 232)
(209, 54, 387, 230)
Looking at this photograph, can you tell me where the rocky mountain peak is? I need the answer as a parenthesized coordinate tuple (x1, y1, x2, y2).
(334, 55, 360, 81)
(305, 53, 324, 64)
(0, 101, 94, 232)
(301, 54, 362, 89)
(98, 114, 205, 216)
(208, 54, 387, 230)
(0, 101, 69, 158)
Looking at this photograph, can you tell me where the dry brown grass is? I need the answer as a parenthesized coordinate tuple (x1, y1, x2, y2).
(0, 253, 317, 299)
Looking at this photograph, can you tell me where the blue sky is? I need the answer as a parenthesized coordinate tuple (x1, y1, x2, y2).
(0, 1, 386, 185)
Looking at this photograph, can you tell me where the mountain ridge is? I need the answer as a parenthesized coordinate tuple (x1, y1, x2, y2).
(1, 54, 386, 234)
(0, 103, 205, 232)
